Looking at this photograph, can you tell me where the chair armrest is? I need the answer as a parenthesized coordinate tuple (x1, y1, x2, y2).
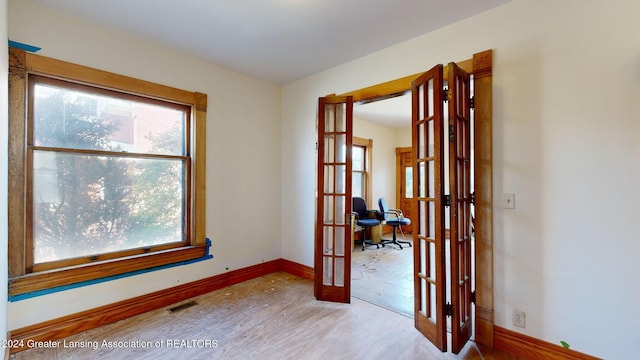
(391, 209, 404, 219)
(382, 209, 404, 220)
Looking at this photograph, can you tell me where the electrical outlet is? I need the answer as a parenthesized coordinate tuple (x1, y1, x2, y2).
(503, 193, 515, 209)
(513, 310, 526, 328)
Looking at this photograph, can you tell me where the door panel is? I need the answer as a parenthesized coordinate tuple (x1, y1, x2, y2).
(447, 62, 473, 354)
(412, 65, 447, 351)
(315, 96, 353, 303)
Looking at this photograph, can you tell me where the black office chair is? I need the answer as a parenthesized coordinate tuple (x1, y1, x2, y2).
(378, 197, 412, 249)
(352, 197, 381, 251)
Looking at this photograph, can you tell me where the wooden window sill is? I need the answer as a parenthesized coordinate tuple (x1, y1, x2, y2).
(9, 243, 211, 300)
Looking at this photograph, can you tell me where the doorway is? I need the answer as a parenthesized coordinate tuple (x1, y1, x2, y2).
(351, 82, 476, 344)
(314, 50, 494, 353)
(350, 94, 414, 318)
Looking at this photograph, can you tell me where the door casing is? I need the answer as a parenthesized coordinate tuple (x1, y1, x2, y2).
(395, 146, 413, 234)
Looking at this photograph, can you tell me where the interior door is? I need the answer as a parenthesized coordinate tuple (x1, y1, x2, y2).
(412, 64, 447, 351)
(396, 147, 414, 233)
(447, 62, 473, 354)
(314, 95, 353, 303)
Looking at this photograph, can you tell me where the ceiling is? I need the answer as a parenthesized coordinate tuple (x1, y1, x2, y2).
(32, 0, 509, 85)
(354, 93, 412, 129)
(31, 0, 508, 128)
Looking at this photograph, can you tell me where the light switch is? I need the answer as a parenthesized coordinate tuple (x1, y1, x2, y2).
(503, 193, 515, 209)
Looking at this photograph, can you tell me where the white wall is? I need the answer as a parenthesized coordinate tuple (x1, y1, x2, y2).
(7, 1, 282, 329)
(394, 126, 411, 149)
(353, 118, 396, 209)
(281, 0, 640, 358)
(1, 0, 10, 353)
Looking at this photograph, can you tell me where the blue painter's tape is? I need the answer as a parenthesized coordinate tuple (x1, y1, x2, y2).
(8, 40, 41, 52)
(205, 237, 213, 258)
(9, 238, 214, 302)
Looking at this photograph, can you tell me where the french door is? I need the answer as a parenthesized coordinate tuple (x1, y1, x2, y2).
(412, 64, 447, 351)
(314, 63, 473, 353)
(411, 62, 473, 353)
(314, 95, 353, 303)
(447, 62, 473, 354)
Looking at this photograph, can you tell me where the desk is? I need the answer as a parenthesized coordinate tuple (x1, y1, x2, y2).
(366, 210, 382, 244)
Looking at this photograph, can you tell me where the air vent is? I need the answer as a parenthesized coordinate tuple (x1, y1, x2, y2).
(167, 300, 198, 313)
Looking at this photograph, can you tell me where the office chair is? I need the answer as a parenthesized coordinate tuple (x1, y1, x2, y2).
(352, 197, 381, 251)
(378, 197, 412, 249)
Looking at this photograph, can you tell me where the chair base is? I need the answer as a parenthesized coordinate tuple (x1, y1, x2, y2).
(381, 238, 412, 250)
(358, 239, 380, 251)
(356, 228, 380, 251)
(380, 226, 412, 250)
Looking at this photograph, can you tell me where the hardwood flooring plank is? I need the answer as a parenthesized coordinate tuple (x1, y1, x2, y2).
(12, 271, 518, 360)
(351, 233, 414, 318)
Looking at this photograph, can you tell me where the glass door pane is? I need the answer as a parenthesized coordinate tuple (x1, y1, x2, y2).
(315, 96, 353, 303)
(412, 65, 447, 352)
(447, 62, 473, 354)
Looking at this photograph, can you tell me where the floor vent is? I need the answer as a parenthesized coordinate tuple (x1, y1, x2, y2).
(167, 300, 198, 313)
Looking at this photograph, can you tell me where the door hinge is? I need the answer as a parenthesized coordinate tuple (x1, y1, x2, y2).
(470, 192, 475, 205)
(443, 88, 450, 102)
(470, 96, 475, 109)
(471, 290, 476, 304)
(445, 303, 454, 317)
(443, 194, 451, 207)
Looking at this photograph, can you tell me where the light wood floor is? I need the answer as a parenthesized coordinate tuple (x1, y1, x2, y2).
(351, 232, 413, 318)
(13, 271, 518, 360)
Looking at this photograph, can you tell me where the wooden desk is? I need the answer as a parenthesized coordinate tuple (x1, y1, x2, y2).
(367, 210, 382, 244)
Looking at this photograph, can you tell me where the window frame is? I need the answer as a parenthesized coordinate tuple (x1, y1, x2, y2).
(352, 136, 372, 205)
(8, 49, 208, 297)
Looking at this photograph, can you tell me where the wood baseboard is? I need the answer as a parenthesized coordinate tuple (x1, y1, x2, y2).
(6, 259, 603, 360)
(494, 326, 601, 360)
(9, 258, 311, 353)
(280, 258, 314, 280)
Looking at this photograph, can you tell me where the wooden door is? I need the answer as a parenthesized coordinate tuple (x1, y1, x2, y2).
(396, 147, 413, 234)
(314, 95, 353, 303)
(447, 62, 473, 354)
(411, 64, 447, 351)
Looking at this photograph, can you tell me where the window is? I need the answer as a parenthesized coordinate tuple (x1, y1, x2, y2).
(8, 49, 208, 297)
(31, 76, 191, 266)
(352, 137, 372, 204)
(352, 145, 366, 197)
